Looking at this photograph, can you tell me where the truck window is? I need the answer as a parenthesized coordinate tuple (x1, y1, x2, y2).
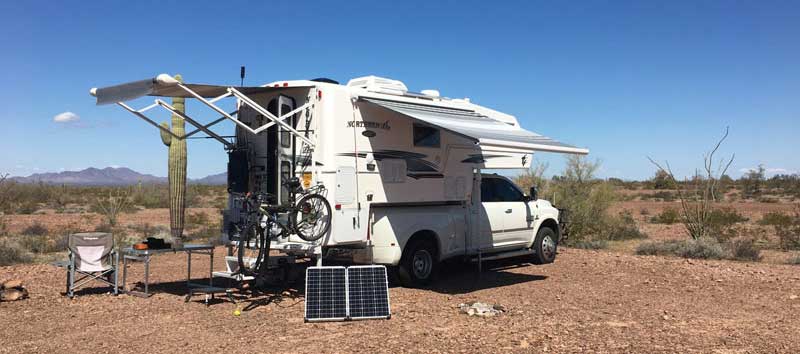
(413, 124, 440, 148)
(481, 178, 524, 202)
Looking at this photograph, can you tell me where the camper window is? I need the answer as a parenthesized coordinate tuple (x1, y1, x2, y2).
(280, 103, 297, 148)
(413, 124, 440, 148)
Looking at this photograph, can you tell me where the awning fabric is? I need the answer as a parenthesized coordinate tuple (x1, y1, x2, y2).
(94, 76, 309, 105)
(360, 97, 589, 155)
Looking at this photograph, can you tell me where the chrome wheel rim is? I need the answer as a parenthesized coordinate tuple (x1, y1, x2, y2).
(412, 250, 433, 279)
(541, 235, 556, 260)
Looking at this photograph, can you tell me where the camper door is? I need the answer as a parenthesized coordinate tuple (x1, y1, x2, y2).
(267, 95, 297, 204)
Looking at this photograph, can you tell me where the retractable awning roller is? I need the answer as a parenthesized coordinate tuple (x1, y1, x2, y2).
(359, 97, 589, 155)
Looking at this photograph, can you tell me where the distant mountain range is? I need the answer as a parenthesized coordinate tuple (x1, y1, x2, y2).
(10, 167, 226, 186)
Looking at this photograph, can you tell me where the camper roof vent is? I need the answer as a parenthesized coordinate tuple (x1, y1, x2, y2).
(420, 89, 440, 98)
(347, 76, 408, 95)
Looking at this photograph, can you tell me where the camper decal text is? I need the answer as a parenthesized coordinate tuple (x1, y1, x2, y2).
(347, 120, 391, 130)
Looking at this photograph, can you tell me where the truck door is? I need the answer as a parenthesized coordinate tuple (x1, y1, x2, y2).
(492, 178, 535, 245)
(480, 177, 530, 249)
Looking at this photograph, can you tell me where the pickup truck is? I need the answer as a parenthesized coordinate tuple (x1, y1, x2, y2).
(339, 173, 564, 287)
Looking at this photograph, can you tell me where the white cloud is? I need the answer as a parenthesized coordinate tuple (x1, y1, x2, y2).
(53, 111, 80, 123)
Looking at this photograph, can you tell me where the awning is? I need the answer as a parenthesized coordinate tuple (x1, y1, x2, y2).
(93, 74, 310, 105)
(360, 97, 589, 155)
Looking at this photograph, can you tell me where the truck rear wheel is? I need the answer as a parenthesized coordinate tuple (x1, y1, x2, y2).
(398, 239, 438, 288)
(531, 227, 558, 264)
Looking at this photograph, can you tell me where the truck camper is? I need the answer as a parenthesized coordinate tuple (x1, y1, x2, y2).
(91, 74, 588, 287)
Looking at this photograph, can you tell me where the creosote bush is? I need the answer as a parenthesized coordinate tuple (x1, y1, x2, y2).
(650, 208, 680, 224)
(569, 240, 608, 250)
(726, 237, 762, 261)
(0, 238, 33, 265)
(636, 237, 725, 260)
(21, 222, 49, 236)
(602, 210, 648, 241)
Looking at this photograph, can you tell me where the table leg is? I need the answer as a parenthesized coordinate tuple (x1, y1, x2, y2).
(144, 255, 150, 296)
(209, 251, 214, 287)
(187, 251, 192, 288)
(122, 255, 128, 292)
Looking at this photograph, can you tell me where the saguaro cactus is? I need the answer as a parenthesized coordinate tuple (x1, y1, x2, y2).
(159, 74, 187, 243)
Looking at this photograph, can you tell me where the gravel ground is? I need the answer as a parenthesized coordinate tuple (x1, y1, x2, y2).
(2, 247, 799, 353)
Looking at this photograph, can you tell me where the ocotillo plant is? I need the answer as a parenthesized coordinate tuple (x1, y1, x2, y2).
(159, 74, 187, 242)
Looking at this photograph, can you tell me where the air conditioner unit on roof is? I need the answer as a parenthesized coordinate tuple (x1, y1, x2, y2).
(347, 75, 408, 95)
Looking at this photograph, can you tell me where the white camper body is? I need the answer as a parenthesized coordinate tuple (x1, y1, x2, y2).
(92, 74, 588, 286)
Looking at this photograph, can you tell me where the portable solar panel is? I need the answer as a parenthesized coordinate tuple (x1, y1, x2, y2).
(347, 265, 391, 320)
(304, 266, 348, 321)
(304, 265, 391, 321)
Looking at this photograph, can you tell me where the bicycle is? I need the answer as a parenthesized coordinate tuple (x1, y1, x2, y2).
(230, 178, 332, 276)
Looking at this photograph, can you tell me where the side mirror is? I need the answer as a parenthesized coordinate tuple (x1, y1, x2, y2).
(529, 186, 538, 201)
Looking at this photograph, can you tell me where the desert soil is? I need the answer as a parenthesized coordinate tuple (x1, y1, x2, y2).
(2, 246, 799, 353)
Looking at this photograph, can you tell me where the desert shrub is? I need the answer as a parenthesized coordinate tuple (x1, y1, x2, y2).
(17, 201, 38, 215)
(639, 208, 650, 216)
(187, 226, 222, 246)
(132, 186, 170, 208)
(759, 211, 793, 226)
(569, 240, 608, 250)
(0, 216, 7, 236)
(128, 223, 167, 238)
(18, 233, 62, 254)
(740, 165, 765, 199)
(639, 191, 677, 202)
(21, 222, 49, 236)
(650, 208, 680, 224)
(0, 238, 33, 265)
(94, 223, 113, 233)
(514, 162, 550, 198)
(186, 211, 211, 227)
(53, 234, 69, 252)
(602, 210, 648, 241)
(651, 170, 675, 190)
(788, 256, 800, 265)
(636, 237, 725, 260)
(550, 156, 617, 244)
(706, 207, 748, 240)
(92, 189, 132, 227)
(758, 209, 800, 250)
(726, 237, 762, 261)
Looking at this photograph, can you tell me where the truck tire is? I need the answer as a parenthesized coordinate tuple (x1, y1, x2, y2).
(398, 239, 439, 288)
(531, 227, 558, 264)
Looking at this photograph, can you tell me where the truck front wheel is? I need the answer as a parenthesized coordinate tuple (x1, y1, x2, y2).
(398, 239, 439, 287)
(531, 227, 558, 264)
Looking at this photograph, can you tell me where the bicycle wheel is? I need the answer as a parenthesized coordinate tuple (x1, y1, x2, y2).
(237, 223, 266, 276)
(292, 193, 332, 242)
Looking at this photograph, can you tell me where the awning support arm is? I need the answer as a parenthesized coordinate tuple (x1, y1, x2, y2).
(117, 102, 183, 140)
(173, 83, 314, 146)
(184, 115, 231, 138)
(156, 99, 234, 148)
(227, 87, 315, 146)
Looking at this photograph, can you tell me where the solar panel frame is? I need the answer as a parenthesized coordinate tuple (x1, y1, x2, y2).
(346, 265, 391, 320)
(304, 266, 348, 322)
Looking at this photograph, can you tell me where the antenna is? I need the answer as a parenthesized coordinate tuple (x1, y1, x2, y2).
(240, 66, 246, 87)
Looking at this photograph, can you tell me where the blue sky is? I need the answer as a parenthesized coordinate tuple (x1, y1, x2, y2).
(1, 1, 797, 180)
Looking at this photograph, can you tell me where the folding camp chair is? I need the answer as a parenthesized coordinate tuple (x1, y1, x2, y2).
(65, 232, 119, 298)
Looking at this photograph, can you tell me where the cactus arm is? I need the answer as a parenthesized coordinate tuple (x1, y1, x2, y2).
(160, 122, 172, 146)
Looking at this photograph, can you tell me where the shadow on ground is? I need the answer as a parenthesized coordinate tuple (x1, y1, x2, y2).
(425, 257, 548, 295)
(107, 256, 547, 306)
